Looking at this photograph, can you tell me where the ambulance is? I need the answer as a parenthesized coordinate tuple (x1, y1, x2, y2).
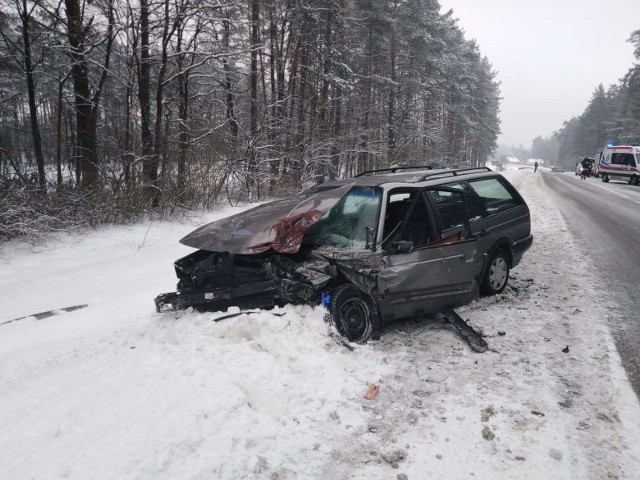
(597, 145, 640, 185)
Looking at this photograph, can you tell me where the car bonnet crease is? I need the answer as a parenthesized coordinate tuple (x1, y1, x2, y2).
(179, 182, 356, 254)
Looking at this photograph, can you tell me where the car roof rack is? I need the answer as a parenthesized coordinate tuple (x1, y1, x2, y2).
(355, 165, 435, 177)
(418, 166, 492, 181)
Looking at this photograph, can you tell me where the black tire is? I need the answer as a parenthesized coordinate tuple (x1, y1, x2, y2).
(602, 173, 609, 183)
(329, 284, 379, 343)
(631, 175, 639, 186)
(481, 250, 510, 295)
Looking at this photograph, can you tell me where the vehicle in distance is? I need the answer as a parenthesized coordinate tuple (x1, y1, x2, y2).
(155, 166, 533, 342)
(598, 145, 640, 185)
(575, 157, 594, 177)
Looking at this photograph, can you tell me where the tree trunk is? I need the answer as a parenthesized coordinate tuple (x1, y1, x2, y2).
(359, 1, 373, 174)
(64, 6, 98, 190)
(223, 16, 238, 142)
(176, 26, 188, 194)
(177, 71, 189, 193)
(295, 31, 310, 184)
(316, 3, 333, 184)
(151, 0, 174, 205)
(247, 0, 260, 196)
(329, 0, 346, 181)
(56, 79, 64, 186)
(388, 29, 397, 164)
(64, 0, 112, 190)
(21, 0, 46, 190)
(123, 48, 134, 192)
(139, 0, 155, 197)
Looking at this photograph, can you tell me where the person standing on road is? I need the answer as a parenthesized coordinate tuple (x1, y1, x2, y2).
(580, 156, 591, 180)
(534, 161, 539, 173)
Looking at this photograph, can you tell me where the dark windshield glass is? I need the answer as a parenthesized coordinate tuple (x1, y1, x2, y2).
(303, 187, 382, 248)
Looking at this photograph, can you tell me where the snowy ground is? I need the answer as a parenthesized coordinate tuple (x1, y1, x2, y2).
(1, 171, 639, 480)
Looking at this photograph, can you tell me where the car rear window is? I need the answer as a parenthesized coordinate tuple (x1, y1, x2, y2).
(467, 177, 522, 216)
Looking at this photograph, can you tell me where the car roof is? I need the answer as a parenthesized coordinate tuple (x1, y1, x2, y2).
(605, 145, 640, 152)
(316, 167, 499, 189)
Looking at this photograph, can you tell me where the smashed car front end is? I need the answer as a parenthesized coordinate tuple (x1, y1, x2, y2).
(154, 250, 280, 312)
(154, 247, 383, 314)
(154, 183, 384, 314)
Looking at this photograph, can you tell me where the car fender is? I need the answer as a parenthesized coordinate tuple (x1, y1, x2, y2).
(481, 236, 514, 273)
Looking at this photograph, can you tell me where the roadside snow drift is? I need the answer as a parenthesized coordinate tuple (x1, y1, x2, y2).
(1, 171, 639, 479)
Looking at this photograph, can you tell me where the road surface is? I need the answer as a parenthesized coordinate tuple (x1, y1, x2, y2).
(540, 171, 640, 396)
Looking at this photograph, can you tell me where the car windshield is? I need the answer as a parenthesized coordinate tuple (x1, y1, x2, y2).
(303, 187, 382, 248)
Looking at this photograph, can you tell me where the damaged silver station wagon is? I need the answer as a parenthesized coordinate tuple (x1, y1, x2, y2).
(155, 166, 533, 342)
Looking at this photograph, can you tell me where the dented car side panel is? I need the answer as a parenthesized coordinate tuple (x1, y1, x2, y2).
(377, 239, 482, 321)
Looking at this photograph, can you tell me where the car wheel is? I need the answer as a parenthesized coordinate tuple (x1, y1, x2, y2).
(602, 173, 609, 183)
(481, 250, 510, 295)
(631, 175, 639, 186)
(329, 284, 377, 343)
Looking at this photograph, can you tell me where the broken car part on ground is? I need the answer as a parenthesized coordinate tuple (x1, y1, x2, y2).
(155, 166, 533, 343)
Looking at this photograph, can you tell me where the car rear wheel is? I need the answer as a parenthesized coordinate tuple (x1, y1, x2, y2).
(602, 173, 609, 183)
(329, 284, 377, 343)
(481, 250, 510, 295)
(630, 175, 639, 186)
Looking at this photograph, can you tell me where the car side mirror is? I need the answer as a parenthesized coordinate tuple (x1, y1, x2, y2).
(391, 240, 413, 254)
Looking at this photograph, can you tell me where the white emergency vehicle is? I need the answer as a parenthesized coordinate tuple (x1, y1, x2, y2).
(597, 145, 640, 185)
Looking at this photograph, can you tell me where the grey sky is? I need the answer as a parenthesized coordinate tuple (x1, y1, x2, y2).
(439, 0, 640, 147)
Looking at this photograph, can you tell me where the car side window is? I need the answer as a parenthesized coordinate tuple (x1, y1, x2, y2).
(466, 177, 522, 217)
(611, 153, 636, 166)
(428, 187, 466, 231)
(443, 181, 486, 222)
(382, 190, 435, 248)
(382, 191, 416, 242)
(397, 195, 433, 247)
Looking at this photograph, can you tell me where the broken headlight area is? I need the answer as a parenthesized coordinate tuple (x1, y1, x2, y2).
(154, 249, 339, 314)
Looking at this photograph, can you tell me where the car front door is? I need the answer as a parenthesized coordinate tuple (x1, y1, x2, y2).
(377, 188, 481, 322)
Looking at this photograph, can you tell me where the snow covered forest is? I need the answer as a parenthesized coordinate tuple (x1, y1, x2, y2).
(0, 0, 500, 241)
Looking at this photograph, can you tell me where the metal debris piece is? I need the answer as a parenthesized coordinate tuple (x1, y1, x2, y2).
(211, 311, 286, 322)
(1, 304, 88, 327)
(442, 308, 488, 353)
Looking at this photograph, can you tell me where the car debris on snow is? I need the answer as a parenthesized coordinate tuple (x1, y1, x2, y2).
(0, 304, 88, 326)
(364, 384, 381, 400)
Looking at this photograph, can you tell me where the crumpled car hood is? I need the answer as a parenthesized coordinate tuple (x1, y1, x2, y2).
(180, 182, 355, 254)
